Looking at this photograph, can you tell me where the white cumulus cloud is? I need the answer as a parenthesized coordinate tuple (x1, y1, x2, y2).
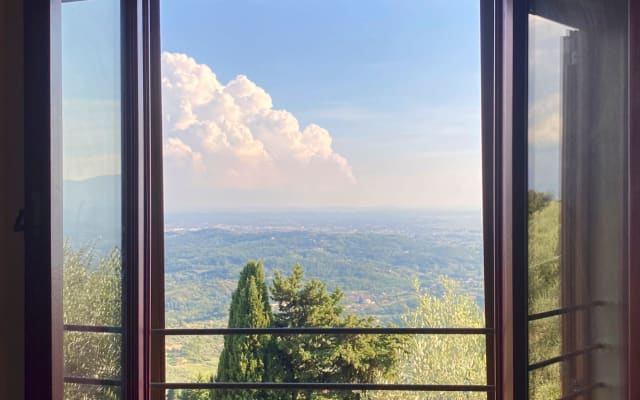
(161, 52, 355, 203)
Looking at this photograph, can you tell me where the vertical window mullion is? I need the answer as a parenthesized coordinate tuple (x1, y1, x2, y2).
(147, 0, 166, 398)
(496, 0, 530, 398)
(628, 1, 640, 398)
(481, 0, 498, 399)
(122, 0, 146, 398)
(24, 0, 64, 398)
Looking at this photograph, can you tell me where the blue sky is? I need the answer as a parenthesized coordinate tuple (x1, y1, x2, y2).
(161, 1, 481, 139)
(62, 0, 122, 180)
(161, 1, 480, 113)
(159, 0, 483, 210)
(63, 1, 484, 210)
(57, 0, 573, 213)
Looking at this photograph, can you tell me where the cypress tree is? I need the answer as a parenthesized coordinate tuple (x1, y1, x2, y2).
(215, 260, 273, 400)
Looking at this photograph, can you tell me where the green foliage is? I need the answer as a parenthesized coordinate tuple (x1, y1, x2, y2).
(215, 261, 273, 400)
(270, 264, 402, 400)
(528, 201, 561, 399)
(333, 314, 401, 386)
(175, 374, 215, 400)
(271, 264, 344, 329)
(63, 245, 122, 400)
(528, 190, 553, 217)
(164, 223, 485, 382)
(164, 228, 484, 327)
(166, 323, 224, 383)
(64, 246, 122, 326)
(528, 201, 561, 313)
(210, 263, 403, 400)
(270, 264, 346, 398)
(270, 264, 341, 387)
(64, 246, 490, 400)
(372, 278, 486, 400)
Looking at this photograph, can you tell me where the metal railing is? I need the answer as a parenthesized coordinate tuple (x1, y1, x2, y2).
(63, 325, 124, 388)
(527, 301, 605, 322)
(151, 326, 495, 394)
(63, 322, 496, 395)
(528, 344, 604, 372)
(153, 327, 493, 335)
(527, 301, 607, 400)
(151, 382, 494, 392)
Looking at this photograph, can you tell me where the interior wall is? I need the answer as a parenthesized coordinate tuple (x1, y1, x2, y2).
(0, 0, 24, 398)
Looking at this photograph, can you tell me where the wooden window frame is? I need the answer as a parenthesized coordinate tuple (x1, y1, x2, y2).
(495, 0, 640, 399)
(147, 1, 500, 399)
(23, 0, 158, 399)
(627, 0, 640, 398)
(493, 0, 529, 398)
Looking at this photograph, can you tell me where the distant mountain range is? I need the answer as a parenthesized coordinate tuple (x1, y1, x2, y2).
(63, 174, 121, 255)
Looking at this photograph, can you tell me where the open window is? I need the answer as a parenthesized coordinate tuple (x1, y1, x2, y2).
(527, 1, 629, 399)
(23, 0, 157, 398)
(20, 0, 640, 399)
(153, 1, 497, 399)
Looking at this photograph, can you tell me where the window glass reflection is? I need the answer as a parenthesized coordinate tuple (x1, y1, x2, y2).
(61, 0, 123, 395)
(528, 1, 628, 399)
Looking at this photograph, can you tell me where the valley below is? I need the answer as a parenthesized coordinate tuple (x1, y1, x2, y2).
(163, 209, 485, 382)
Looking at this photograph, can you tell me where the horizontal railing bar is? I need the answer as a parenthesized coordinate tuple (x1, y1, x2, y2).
(556, 383, 605, 400)
(151, 382, 494, 392)
(64, 377, 121, 386)
(64, 324, 123, 334)
(528, 301, 606, 321)
(153, 327, 493, 336)
(528, 344, 604, 371)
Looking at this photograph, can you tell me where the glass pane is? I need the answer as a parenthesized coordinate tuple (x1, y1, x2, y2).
(528, 354, 618, 400)
(528, 316, 561, 365)
(61, 0, 123, 396)
(65, 384, 121, 400)
(161, 0, 486, 391)
(529, 362, 562, 400)
(64, 332, 122, 380)
(528, 1, 628, 398)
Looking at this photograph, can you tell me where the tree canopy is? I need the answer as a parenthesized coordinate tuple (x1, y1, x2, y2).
(373, 278, 486, 400)
(63, 248, 495, 400)
(528, 190, 553, 216)
(63, 245, 122, 400)
(206, 263, 402, 400)
(272, 265, 401, 399)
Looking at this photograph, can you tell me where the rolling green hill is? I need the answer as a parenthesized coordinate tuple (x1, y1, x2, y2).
(165, 227, 484, 327)
(163, 214, 484, 382)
